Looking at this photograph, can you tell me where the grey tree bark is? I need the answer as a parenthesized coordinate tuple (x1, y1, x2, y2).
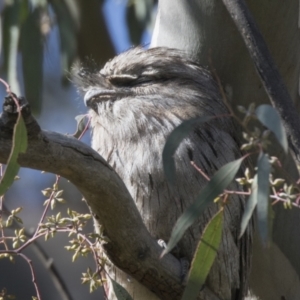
(152, 0, 300, 299)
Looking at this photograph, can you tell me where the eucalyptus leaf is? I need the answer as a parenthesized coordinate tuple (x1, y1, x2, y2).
(239, 175, 257, 238)
(126, 1, 145, 44)
(163, 116, 212, 185)
(162, 157, 244, 256)
(73, 114, 88, 139)
(111, 277, 133, 300)
(51, 0, 77, 81)
(126, 0, 154, 44)
(256, 104, 288, 153)
(29, 0, 48, 9)
(0, 115, 28, 196)
(182, 209, 223, 300)
(20, 7, 44, 114)
(2, 0, 29, 95)
(256, 152, 271, 245)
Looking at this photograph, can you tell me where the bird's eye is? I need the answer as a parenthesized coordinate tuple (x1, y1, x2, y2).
(108, 74, 138, 86)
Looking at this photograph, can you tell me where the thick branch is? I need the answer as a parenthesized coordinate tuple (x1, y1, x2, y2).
(0, 99, 219, 300)
(222, 0, 300, 157)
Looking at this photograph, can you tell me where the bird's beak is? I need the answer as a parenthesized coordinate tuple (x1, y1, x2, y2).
(84, 88, 116, 106)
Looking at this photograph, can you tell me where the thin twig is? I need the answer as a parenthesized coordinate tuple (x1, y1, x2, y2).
(33, 175, 60, 239)
(18, 252, 42, 300)
(270, 195, 300, 208)
(190, 161, 210, 181)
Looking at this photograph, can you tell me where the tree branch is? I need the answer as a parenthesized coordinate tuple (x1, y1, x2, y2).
(0, 97, 220, 299)
(222, 0, 300, 158)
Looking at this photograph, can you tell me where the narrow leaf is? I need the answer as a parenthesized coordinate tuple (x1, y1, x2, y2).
(0, 116, 28, 196)
(110, 278, 133, 300)
(2, 0, 29, 95)
(255, 104, 288, 153)
(73, 114, 87, 139)
(51, 0, 77, 81)
(162, 157, 244, 256)
(256, 152, 271, 245)
(239, 175, 257, 238)
(126, 0, 153, 44)
(20, 7, 44, 114)
(163, 116, 212, 185)
(182, 209, 223, 300)
(126, 1, 145, 45)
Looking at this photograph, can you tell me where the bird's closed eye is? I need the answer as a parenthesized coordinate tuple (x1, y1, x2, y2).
(108, 74, 138, 86)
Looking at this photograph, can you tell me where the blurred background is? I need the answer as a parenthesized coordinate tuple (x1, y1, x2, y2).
(0, 1, 156, 299)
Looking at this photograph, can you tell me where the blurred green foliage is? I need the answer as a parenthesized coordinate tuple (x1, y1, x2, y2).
(0, 0, 156, 114)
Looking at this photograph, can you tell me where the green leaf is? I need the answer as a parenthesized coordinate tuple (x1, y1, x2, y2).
(73, 114, 87, 139)
(0, 115, 28, 196)
(239, 175, 257, 238)
(28, 0, 47, 8)
(51, 0, 77, 81)
(182, 209, 223, 300)
(162, 157, 244, 256)
(255, 104, 288, 153)
(110, 278, 133, 300)
(126, 2, 144, 45)
(20, 7, 44, 114)
(163, 116, 212, 185)
(2, 0, 29, 95)
(126, 0, 154, 44)
(256, 152, 271, 245)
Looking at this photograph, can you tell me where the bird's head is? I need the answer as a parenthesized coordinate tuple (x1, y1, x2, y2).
(74, 47, 221, 117)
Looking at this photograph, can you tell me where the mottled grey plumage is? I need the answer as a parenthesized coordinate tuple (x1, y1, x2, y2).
(75, 47, 252, 300)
